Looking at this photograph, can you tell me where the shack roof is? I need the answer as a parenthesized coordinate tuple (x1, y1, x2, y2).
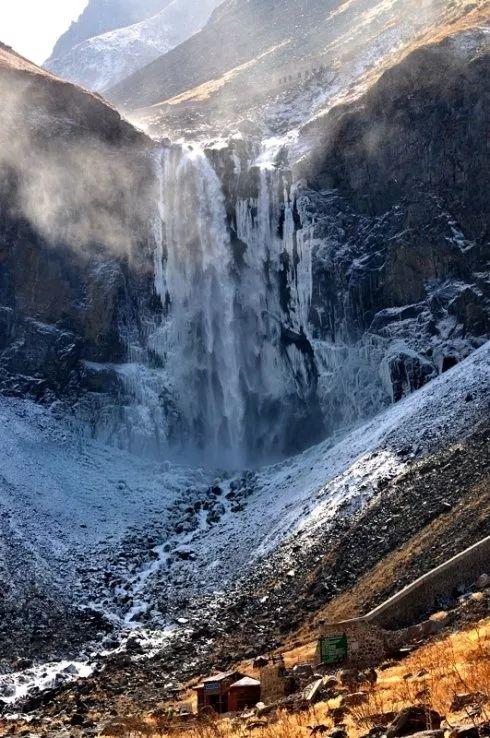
(203, 671, 241, 683)
(194, 671, 245, 690)
(229, 677, 261, 688)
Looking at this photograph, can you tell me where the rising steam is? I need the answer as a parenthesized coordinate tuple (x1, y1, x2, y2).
(0, 67, 153, 260)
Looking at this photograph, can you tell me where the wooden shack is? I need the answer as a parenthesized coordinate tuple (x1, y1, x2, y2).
(194, 671, 260, 714)
(227, 676, 261, 712)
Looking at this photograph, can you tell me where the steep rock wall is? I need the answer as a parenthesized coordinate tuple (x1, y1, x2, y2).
(0, 49, 156, 402)
(290, 33, 489, 419)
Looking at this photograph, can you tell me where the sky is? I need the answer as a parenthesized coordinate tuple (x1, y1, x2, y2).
(0, 1, 88, 64)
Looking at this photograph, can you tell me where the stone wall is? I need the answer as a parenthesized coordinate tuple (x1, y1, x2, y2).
(366, 536, 490, 629)
(259, 660, 296, 704)
(316, 620, 389, 668)
(316, 537, 489, 668)
(272, 60, 330, 90)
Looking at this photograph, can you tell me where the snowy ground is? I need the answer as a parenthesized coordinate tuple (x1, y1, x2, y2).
(46, 0, 222, 93)
(168, 341, 489, 592)
(0, 342, 488, 704)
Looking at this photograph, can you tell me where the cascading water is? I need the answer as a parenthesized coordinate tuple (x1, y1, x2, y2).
(232, 162, 321, 457)
(143, 142, 322, 466)
(152, 144, 245, 466)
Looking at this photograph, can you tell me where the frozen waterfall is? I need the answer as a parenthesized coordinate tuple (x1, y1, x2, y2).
(152, 144, 245, 466)
(146, 143, 322, 466)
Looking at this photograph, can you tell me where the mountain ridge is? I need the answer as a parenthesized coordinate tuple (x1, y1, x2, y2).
(44, 0, 222, 92)
(46, 0, 174, 61)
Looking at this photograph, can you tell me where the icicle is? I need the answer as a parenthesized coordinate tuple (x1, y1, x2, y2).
(117, 141, 319, 466)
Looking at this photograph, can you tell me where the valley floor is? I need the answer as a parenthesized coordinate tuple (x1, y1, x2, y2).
(0, 345, 488, 731)
(0, 346, 488, 660)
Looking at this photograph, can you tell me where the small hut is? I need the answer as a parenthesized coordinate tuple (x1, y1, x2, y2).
(194, 671, 261, 714)
(227, 676, 261, 712)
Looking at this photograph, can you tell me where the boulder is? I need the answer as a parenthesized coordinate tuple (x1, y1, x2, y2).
(307, 725, 329, 736)
(450, 693, 487, 712)
(387, 706, 442, 738)
(327, 729, 347, 738)
(338, 669, 360, 689)
(475, 574, 489, 590)
(447, 728, 480, 738)
(293, 663, 316, 684)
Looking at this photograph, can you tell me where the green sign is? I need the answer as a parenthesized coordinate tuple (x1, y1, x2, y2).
(319, 633, 348, 664)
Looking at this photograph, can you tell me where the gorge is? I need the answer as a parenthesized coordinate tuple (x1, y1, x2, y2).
(0, 0, 488, 730)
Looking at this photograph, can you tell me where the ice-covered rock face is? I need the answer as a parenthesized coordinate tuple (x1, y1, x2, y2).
(105, 120, 487, 466)
(113, 143, 322, 466)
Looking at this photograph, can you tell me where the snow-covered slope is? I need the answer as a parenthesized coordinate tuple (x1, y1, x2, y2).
(0, 343, 487, 706)
(45, 0, 222, 92)
(1, 343, 488, 635)
(47, 0, 174, 61)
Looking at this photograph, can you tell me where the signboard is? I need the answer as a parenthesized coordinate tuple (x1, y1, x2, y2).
(204, 682, 221, 692)
(319, 633, 348, 664)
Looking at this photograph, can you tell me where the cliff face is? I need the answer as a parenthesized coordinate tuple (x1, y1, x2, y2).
(0, 45, 155, 401)
(299, 34, 488, 231)
(291, 32, 489, 410)
(0, 29, 488, 460)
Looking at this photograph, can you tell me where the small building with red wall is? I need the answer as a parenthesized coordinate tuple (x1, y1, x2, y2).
(227, 676, 261, 712)
(194, 671, 261, 714)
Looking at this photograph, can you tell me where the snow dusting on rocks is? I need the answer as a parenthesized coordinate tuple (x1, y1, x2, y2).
(0, 343, 488, 708)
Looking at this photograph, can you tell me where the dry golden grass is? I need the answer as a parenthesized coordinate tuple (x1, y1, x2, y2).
(347, 618, 490, 735)
(101, 618, 489, 738)
(388, 618, 490, 719)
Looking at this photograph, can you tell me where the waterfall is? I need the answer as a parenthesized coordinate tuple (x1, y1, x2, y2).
(152, 144, 245, 466)
(233, 163, 320, 458)
(113, 141, 323, 467)
(78, 139, 403, 466)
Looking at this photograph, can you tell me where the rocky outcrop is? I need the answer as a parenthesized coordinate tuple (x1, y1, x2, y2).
(292, 32, 489, 412)
(298, 33, 488, 234)
(0, 46, 155, 401)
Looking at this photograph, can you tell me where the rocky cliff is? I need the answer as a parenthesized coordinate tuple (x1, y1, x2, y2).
(0, 28, 488, 461)
(0, 44, 155, 404)
(290, 31, 489, 413)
